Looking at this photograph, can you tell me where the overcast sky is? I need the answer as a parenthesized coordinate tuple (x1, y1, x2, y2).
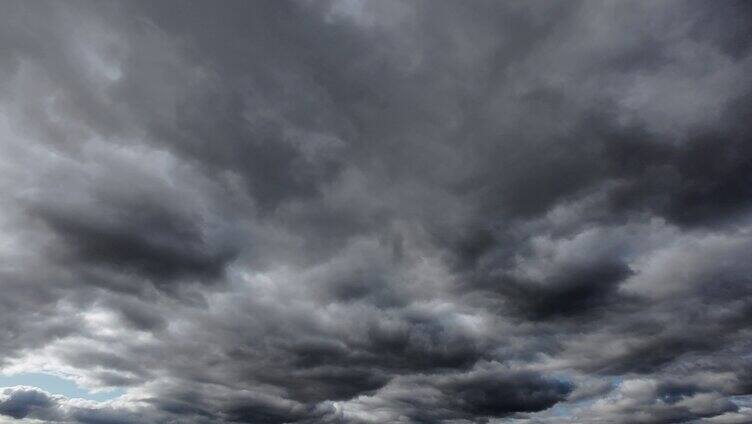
(1, 1, 752, 423)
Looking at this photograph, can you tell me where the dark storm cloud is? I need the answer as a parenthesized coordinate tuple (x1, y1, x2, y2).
(495, 260, 635, 321)
(598, 95, 752, 228)
(439, 368, 573, 419)
(1, 1, 752, 423)
(33, 203, 234, 285)
(350, 366, 573, 423)
(0, 387, 56, 420)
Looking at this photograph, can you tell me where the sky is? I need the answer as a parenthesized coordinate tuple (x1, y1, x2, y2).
(1, 1, 752, 423)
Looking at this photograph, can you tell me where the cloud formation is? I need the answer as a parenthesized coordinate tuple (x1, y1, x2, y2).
(1, 1, 752, 423)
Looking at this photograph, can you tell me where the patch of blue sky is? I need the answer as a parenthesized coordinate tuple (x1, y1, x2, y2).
(0, 372, 124, 402)
(731, 394, 752, 407)
(548, 375, 622, 418)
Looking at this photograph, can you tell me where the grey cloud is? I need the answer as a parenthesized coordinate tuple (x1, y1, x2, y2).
(575, 378, 740, 424)
(338, 364, 572, 423)
(0, 387, 58, 420)
(1, 1, 752, 423)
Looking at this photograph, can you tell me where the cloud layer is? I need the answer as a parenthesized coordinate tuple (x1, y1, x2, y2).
(1, 1, 752, 423)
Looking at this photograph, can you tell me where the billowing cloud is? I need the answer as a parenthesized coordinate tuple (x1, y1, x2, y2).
(1, 0, 752, 423)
